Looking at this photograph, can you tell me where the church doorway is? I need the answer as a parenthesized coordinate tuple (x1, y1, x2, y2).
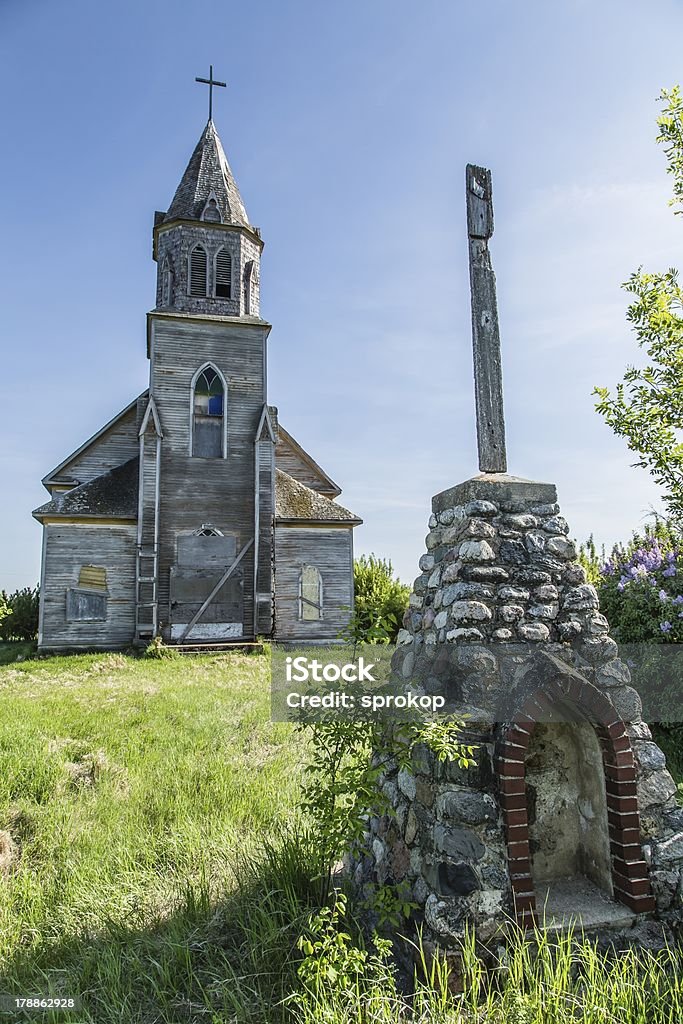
(169, 528, 244, 640)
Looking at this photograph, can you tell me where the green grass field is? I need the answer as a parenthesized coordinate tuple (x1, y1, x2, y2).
(0, 647, 681, 1024)
(0, 648, 315, 1022)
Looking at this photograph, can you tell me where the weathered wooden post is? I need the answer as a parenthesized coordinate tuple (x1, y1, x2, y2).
(466, 164, 506, 475)
(353, 164, 683, 964)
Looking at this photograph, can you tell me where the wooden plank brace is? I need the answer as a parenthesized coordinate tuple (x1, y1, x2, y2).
(178, 538, 254, 642)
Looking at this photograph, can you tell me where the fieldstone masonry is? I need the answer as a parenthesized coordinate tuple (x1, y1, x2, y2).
(353, 165, 683, 959)
(353, 474, 683, 950)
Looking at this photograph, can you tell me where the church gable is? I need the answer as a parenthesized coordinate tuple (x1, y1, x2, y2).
(43, 393, 146, 489)
(275, 426, 342, 498)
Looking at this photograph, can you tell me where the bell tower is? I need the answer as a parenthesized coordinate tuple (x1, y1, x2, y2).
(137, 85, 274, 645)
(152, 118, 262, 319)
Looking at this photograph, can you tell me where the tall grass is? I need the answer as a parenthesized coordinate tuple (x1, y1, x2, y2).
(0, 651, 681, 1022)
(291, 918, 683, 1024)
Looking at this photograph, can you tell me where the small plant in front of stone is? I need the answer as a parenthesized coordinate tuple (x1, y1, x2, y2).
(418, 719, 477, 768)
(367, 880, 417, 929)
(299, 713, 474, 904)
(293, 891, 399, 1016)
(143, 635, 180, 660)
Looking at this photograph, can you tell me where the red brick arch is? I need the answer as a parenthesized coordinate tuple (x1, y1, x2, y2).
(496, 671, 655, 929)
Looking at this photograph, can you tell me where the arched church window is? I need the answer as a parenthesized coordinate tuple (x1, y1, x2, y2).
(214, 248, 232, 298)
(161, 258, 173, 307)
(243, 260, 254, 314)
(192, 365, 225, 458)
(299, 565, 323, 621)
(189, 245, 208, 297)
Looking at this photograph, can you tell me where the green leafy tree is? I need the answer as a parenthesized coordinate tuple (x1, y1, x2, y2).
(347, 555, 410, 645)
(594, 87, 683, 516)
(0, 586, 39, 642)
(577, 534, 604, 585)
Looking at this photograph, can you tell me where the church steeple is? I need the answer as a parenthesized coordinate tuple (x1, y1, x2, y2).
(153, 118, 262, 319)
(163, 120, 252, 229)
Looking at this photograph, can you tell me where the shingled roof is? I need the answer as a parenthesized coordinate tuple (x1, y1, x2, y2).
(33, 458, 139, 521)
(163, 120, 251, 228)
(275, 469, 361, 524)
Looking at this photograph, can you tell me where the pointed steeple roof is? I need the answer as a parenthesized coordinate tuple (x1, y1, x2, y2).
(164, 120, 251, 227)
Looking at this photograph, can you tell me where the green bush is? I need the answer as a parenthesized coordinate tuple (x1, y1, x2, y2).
(583, 520, 683, 759)
(348, 555, 410, 644)
(592, 520, 683, 644)
(0, 586, 39, 642)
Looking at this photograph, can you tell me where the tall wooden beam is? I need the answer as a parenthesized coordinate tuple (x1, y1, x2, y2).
(466, 164, 507, 474)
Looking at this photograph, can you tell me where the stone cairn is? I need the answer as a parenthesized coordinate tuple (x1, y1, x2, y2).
(351, 166, 683, 956)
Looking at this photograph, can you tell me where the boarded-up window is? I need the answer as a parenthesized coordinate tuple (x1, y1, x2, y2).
(215, 248, 232, 298)
(192, 366, 225, 458)
(78, 565, 107, 590)
(189, 245, 208, 297)
(66, 589, 107, 621)
(299, 565, 323, 621)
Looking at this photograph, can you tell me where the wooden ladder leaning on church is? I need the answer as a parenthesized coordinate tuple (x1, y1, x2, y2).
(136, 399, 163, 643)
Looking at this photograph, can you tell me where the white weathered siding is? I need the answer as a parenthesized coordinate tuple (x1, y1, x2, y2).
(150, 314, 271, 637)
(274, 526, 354, 641)
(40, 523, 137, 650)
(275, 432, 338, 496)
(52, 405, 139, 486)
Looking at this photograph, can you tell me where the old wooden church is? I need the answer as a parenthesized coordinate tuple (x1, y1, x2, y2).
(33, 110, 361, 651)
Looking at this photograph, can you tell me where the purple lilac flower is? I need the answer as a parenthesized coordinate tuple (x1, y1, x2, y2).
(659, 589, 669, 602)
(663, 566, 677, 578)
(673, 595, 683, 606)
(661, 621, 673, 633)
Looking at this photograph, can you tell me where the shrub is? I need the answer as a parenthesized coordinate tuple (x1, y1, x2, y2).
(0, 586, 39, 642)
(348, 555, 410, 644)
(594, 520, 683, 644)
(144, 635, 180, 660)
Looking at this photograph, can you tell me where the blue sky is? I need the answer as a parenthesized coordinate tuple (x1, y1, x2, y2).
(1, 0, 682, 589)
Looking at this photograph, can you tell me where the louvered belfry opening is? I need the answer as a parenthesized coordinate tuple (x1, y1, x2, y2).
(189, 245, 208, 296)
(215, 248, 232, 298)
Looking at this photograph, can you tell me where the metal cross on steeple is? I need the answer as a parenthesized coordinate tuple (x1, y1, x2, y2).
(195, 65, 226, 121)
(466, 164, 507, 475)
